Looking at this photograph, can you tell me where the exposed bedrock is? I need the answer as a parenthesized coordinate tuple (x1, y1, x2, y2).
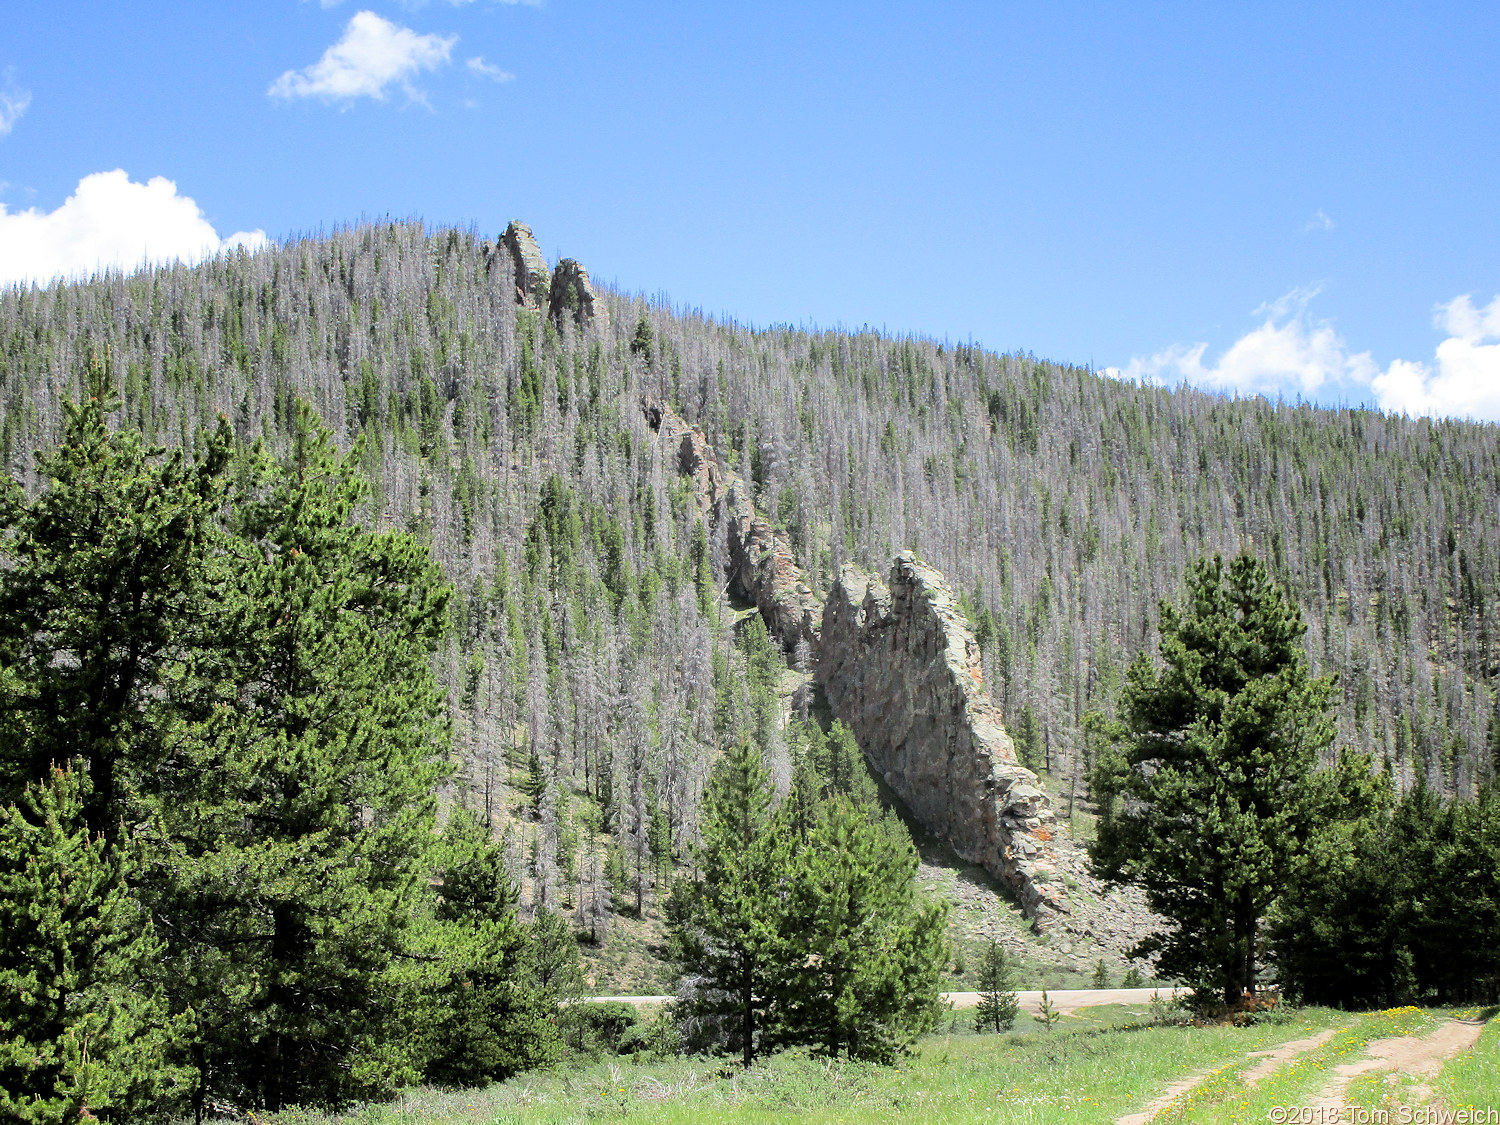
(644, 401, 820, 659)
(644, 401, 1068, 928)
(501, 221, 550, 309)
(819, 556, 1070, 929)
(548, 258, 608, 331)
(721, 480, 822, 661)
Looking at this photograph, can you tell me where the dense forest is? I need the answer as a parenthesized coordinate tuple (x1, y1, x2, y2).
(1, 219, 1497, 930)
(3, 220, 1499, 1117)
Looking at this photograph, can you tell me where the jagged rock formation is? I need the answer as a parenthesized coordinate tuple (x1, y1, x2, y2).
(819, 557, 1070, 929)
(501, 221, 550, 309)
(643, 401, 821, 658)
(722, 480, 823, 661)
(548, 258, 607, 330)
(643, 401, 1070, 929)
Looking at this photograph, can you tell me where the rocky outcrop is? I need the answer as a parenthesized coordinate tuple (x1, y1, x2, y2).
(643, 400, 820, 659)
(548, 258, 607, 330)
(502, 221, 550, 309)
(819, 555, 1070, 928)
(721, 481, 823, 661)
(644, 401, 1069, 929)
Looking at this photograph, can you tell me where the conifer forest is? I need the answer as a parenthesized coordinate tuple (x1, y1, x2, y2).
(1, 222, 1498, 1120)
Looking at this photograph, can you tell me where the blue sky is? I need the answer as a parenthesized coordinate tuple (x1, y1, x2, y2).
(2, 1, 1497, 418)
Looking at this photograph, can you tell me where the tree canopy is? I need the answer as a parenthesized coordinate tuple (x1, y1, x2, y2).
(1090, 552, 1375, 1005)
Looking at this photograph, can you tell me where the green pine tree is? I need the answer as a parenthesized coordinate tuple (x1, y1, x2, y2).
(667, 736, 786, 1068)
(1090, 553, 1375, 1005)
(0, 358, 230, 830)
(150, 402, 452, 1111)
(0, 766, 187, 1123)
(973, 941, 1020, 1034)
(771, 796, 948, 1062)
(417, 809, 560, 1086)
(824, 720, 876, 805)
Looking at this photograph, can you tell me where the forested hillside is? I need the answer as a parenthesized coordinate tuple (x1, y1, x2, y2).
(1, 218, 1496, 918)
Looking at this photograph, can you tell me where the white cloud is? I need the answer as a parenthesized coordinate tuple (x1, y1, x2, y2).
(1303, 208, 1334, 232)
(401, 0, 541, 7)
(1105, 286, 1373, 400)
(1371, 296, 1500, 421)
(269, 11, 456, 103)
(1106, 289, 1500, 423)
(466, 56, 514, 81)
(0, 70, 31, 137)
(0, 170, 266, 289)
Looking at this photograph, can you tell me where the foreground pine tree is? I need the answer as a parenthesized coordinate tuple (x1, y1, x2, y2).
(668, 736, 786, 1068)
(150, 404, 453, 1110)
(1090, 553, 1375, 1006)
(773, 794, 947, 1061)
(0, 766, 186, 1123)
(671, 727, 947, 1065)
(0, 359, 229, 832)
(1272, 778, 1500, 1005)
(416, 809, 562, 1086)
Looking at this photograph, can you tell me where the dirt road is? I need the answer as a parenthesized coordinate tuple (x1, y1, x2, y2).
(1114, 1028, 1340, 1125)
(583, 986, 1181, 1013)
(1310, 1017, 1486, 1111)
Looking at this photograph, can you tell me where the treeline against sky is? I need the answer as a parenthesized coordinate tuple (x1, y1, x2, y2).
(1, 220, 1496, 879)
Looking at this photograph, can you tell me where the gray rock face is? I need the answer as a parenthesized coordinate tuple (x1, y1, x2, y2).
(501, 221, 550, 309)
(721, 480, 822, 660)
(548, 258, 607, 330)
(644, 400, 820, 659)
(644, 400, 1069, 929)
(818, 555, 1070, 929)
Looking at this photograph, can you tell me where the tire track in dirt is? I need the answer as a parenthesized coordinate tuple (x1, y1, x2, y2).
(1115, 1028, 1340, 1125)
(1309, 1017, 1486, 1113)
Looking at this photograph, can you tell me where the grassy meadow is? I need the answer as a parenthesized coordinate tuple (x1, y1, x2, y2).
(236, 1003, 1500, 1125)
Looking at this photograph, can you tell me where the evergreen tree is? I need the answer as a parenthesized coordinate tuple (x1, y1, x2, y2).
(418, 810, 560, 1086)
(0, 766, 187, 1123)
(667, 736, 785, 1068)
(823, 720, 876, 805)
(149, 403, 452, 1111)
(0, 360, 230, 830)
(770, 796, 947, 1062)
(973, 941, 1020, 1034)
(528, 906, 586, 1000)
(1273, 778, 1500, 1005)
(1090, 553, 1373, 1005)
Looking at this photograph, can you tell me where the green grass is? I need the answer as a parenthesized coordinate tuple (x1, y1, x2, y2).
(1165, 1005, 1431, 1125)
(1435, 1008, 1500, 1116)
(253, 1006, 1358, 1125)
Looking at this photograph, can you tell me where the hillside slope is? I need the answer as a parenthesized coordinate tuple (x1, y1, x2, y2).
(2, 221, 1496, 984)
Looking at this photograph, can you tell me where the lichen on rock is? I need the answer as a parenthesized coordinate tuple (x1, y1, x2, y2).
(818, 554, 1071, 929)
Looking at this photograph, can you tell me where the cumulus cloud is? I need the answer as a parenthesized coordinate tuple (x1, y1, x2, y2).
(466, 56, 514, 81)
(0, 170, 266, 289)
(269, 11, 456, 103)
(1106, 289, 1500, 423)
(0, 70, 31, 137)
(1105, 286, 1375, 400)
(1372, 295, 1500, 421)
(401, 0, 540, 7)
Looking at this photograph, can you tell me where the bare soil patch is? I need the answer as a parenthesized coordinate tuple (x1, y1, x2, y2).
(1115, 1024, 1342, 1125)
(1310, 1017, 1486, 1110)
